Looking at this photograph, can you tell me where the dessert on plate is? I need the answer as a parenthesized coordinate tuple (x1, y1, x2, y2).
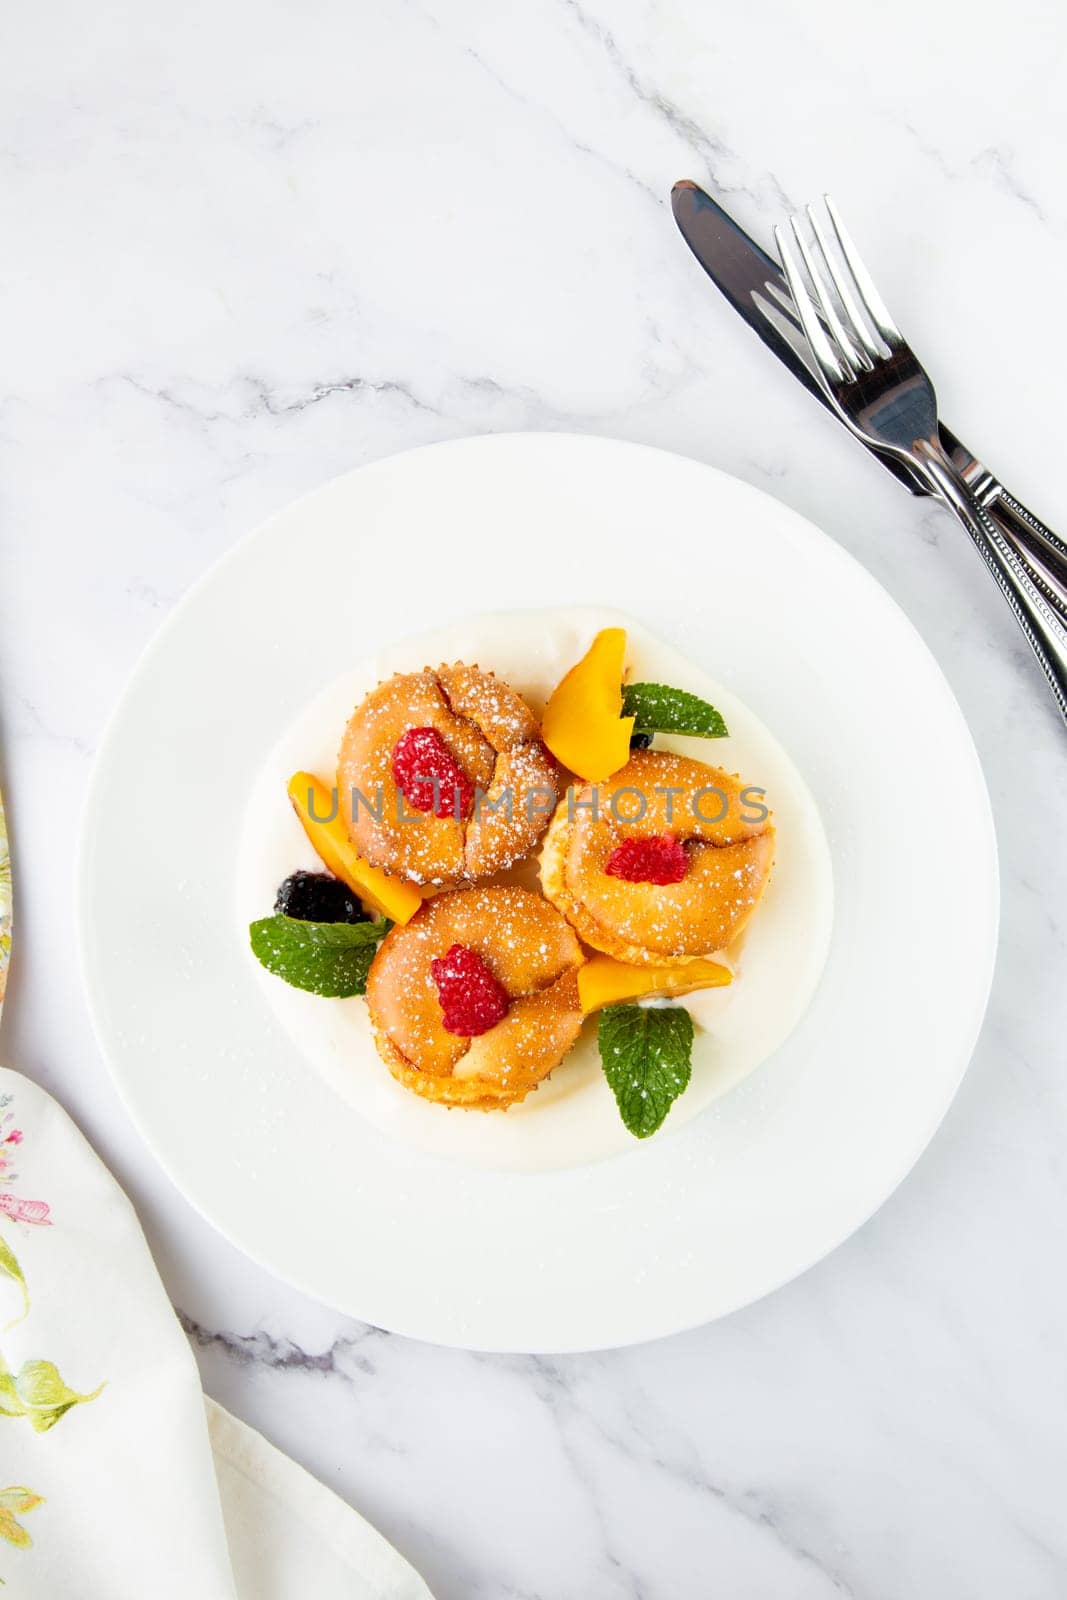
(248, 621, 779, 1138)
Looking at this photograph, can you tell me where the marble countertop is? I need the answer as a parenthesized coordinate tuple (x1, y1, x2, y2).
(3, 2, 1066, 1594)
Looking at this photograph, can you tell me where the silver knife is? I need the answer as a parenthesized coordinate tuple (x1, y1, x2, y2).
(671, 180, 1067, 603)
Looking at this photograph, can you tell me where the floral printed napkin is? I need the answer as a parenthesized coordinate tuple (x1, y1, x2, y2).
(0, 1066, 434, 1598)
(0, 798, 10, 1021)
(0, 780, 430, 1598)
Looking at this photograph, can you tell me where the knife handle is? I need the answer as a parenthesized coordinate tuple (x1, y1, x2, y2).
(985, 484, 1067, 595)
(880, 440, 1067, 624)
(916, 444, 1067, 727)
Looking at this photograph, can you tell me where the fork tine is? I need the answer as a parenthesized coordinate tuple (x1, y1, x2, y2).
(807, 204, 882, 363)
(773, 224, 849, 387)
(790, 215, 866, 376)
(823, 194, 902, 347)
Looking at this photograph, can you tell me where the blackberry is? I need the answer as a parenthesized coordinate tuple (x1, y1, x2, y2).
(274, 871, 369, 924)
(629, 731, 654, 750)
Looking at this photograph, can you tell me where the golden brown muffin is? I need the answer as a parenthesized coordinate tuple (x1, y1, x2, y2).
(337, 665, 560, 885)
(365, 886, 585, 1109)
(540, 749, 775, 966)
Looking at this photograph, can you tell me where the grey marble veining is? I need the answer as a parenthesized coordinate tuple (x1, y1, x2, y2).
(1, 1, 1066, 1596)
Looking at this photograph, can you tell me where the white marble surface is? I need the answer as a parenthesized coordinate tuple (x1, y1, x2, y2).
(2, 1, 1066, 1594)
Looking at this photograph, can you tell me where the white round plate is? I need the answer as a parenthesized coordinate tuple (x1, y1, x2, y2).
(79, 434, 998, 1351)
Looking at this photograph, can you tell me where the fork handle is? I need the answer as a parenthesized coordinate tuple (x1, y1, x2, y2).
(913, 441, 1067, 726)
(967, 473, 1067, 621)
(985, 501, 1067, 633)
(974, 478, 1067, 595)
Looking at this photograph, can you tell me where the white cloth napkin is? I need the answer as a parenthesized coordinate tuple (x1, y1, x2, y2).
(0, 1064, 433, 1599)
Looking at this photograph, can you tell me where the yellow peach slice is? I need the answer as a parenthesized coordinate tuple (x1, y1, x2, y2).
(287, 771, 422, 924)
(577, 952, 732, 1014)
(542, 627, 635, 782)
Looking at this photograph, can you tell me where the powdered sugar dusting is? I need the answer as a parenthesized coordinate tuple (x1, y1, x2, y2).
(338, 664, 560, 885)
(542, 749, 776, 964)
(366, 885, 583, 1106)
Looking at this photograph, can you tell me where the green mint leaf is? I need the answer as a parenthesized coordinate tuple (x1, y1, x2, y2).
(621, 682, 728, 739)
(249, 914, 387, 998)
(597, 1003, 694, 1138)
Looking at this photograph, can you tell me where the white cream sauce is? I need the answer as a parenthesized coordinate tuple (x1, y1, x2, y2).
(235, 608, 834, 1173)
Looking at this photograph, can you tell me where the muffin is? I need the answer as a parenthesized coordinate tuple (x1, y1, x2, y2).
(365, 885, 585, 1108)
(337, 665, 560, 885)
(540, 749, 774, 965)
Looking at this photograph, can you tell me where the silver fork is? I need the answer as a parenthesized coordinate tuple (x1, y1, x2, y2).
(774, 196, 1067, 728)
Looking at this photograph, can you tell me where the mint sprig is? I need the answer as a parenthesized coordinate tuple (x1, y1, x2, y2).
(597, 1003, 694, 1137)
(249, 915, 388, 997)
(622, 682, 728, 739)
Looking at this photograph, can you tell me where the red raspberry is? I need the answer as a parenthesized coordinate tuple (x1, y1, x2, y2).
(392, 726, 474, 820)
(604, 833, 688, 885)
(431, 944, 510, 1037)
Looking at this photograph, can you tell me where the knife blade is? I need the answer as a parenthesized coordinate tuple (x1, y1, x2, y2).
(671, 179, 1067, 602)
